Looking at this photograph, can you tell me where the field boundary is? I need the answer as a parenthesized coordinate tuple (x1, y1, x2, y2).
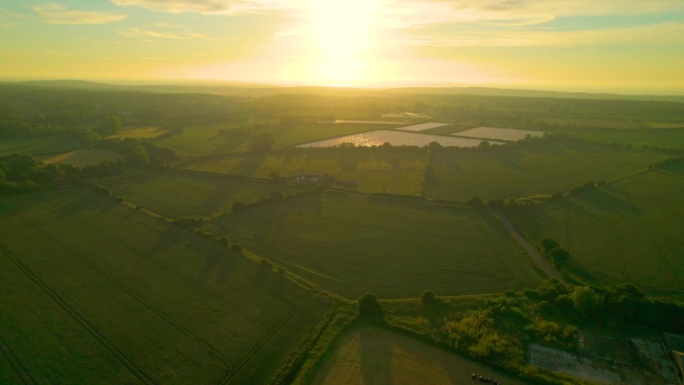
(0, 334, 37, 385)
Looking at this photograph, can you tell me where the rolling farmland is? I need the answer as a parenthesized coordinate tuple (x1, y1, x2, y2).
(204, 193, 542, 298)
(423, 140, 670, 200)
(395, 122, 451, 132)
(100, 170, 303, 217)
(297, 130, 503, 148)
(0, 135, 83, 156)
(181, 149, 427, 195)
(0, 189, 328, 385)
(451, 126, 545, 141)
(511, 169, 684, 299)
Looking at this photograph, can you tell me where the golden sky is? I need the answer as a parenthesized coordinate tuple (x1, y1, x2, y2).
(1, 0, 683, 93)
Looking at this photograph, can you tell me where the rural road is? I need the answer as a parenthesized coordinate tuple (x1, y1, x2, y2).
(494, 211, 569, 286)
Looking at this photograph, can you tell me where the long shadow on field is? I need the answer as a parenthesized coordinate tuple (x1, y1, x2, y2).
(574, 188, 641, 217)
(54, 193, 97, 219)
(360, 328, 393, 385)
(213, 251, 239, 286)
(195, 247, 228, 286)
(229, 154, 267, 177)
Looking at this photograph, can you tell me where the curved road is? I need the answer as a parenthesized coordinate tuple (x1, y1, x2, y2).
(494, 211, 569, 286)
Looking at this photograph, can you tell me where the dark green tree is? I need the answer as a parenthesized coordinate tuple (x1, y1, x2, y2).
(358, 292, 383, 317)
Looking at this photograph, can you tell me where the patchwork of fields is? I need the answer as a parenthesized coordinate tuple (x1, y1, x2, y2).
(512, 169, 684, 298)
(204, 193, 542, 298)
(395, 122, 451, 132)
(297, 130, 502, 148)
(452, 126, 544, 141)
(0, 135, 83, 156)
(0, 189, 328, 385)
(181, 149, 427, 195)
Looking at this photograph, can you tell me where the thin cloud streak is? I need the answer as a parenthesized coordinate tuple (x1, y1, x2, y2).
(33, 3, 127, 25)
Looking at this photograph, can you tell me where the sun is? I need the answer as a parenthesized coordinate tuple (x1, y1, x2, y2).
(305, 0, 382, 86)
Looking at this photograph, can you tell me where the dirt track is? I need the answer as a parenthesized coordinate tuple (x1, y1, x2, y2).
(494, 211, 569, 286)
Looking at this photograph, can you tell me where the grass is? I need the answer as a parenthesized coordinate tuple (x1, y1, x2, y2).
(311, 325, 528, 385)
(540, 116, 639, 130)
(98, 169, 303, 217)
(0, 135, 83, 156)
(38, 148, 123, 166)
(157, 121, 386, 156)
(423, 140, 670, 200)
(0, 189, 329, 385)
(107, 126, 168, 139)
(511, 169, 684, 300)
(181, 148, 427, 195)
(565, 127, 684, 150)
(204, 193, 542, 298)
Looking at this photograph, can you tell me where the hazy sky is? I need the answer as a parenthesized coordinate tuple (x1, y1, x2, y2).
(1, 0, 683, 93)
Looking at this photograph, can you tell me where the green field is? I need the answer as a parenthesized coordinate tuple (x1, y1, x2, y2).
(182, 148, 427, 195)
(511, 169, 684, 299)
(204, 193, 542, 298)
(39, 148, 123, 166)
(108, 126, 168, 139)
(0, 135, 83, 156)
(423, 140, 669, 200)
(0, 189, 328, 385)
(565, 127, 684, 150)
(157, 121, 385, 156)
(311, 326, 528, 385)
(99, 170, 303, 217)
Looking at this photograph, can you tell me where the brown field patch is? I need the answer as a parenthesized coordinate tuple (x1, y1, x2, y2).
(312, 326, 527, 385)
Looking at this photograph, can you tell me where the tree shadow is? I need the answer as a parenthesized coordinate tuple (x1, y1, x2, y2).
(359, 328, 393, 385)
(229, 154, 267, 177)
(195, 246, 225, 286)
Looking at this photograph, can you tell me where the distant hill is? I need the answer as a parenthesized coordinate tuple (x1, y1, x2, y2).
(7, 80, 684, 103)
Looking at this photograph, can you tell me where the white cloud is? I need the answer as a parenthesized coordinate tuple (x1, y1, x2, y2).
(392, 22, 684, 47)
(110, 0, 233, 14)
(33, 3, 127, 24)
(119, 25, 206, 39)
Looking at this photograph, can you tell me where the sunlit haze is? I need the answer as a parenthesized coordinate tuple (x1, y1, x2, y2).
(1, 0, 684, 93)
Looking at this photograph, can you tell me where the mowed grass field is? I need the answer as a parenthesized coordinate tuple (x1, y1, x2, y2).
(424, 140, 670, 200)
(310, 326, 528, 385)
(0, 135, 83, 156)
(0, 189, 328, 385)
(204, 193, 542, 298)
(182, 148, 427, 195)
(39, 148, 123, 166)
(99, 170, 303, 217)
(511, 168, 684, 299)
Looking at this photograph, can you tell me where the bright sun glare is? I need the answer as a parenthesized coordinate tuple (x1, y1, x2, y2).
(306, 0, 381, 86)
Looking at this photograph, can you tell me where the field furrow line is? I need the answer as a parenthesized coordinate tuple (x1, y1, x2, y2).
(11, 212, 235, 374)
(221, 309, 296, 385)
(74, 214, 273, 333)
(0, 334, 37, 385)
(0, 245, 158, 385)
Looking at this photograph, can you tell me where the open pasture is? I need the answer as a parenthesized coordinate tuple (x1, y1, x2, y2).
(311, 326, 528, 385)
(318, 120, 405, 125)
(452, 126, 544, 141)
(0, 189, 328, 385)
(108, 126, 168, 139)
(511, 169, 684, 298)
(205, 193, 542, 298)
(39, 148, 123, 166)
(560, 127, 684, 150)
(646, 121, 684, 129)
(423, 140, 670, 200)
(100, 170, 302, 217)
(395, 122, 451, 132)
(182, 149, 427, 195)
(297, 130, 502, 148)
(539, 116, 638, 130)
(0, 135, 83, 156)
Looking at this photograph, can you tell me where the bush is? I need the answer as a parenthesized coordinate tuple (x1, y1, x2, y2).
(421, 290, 437, 306)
